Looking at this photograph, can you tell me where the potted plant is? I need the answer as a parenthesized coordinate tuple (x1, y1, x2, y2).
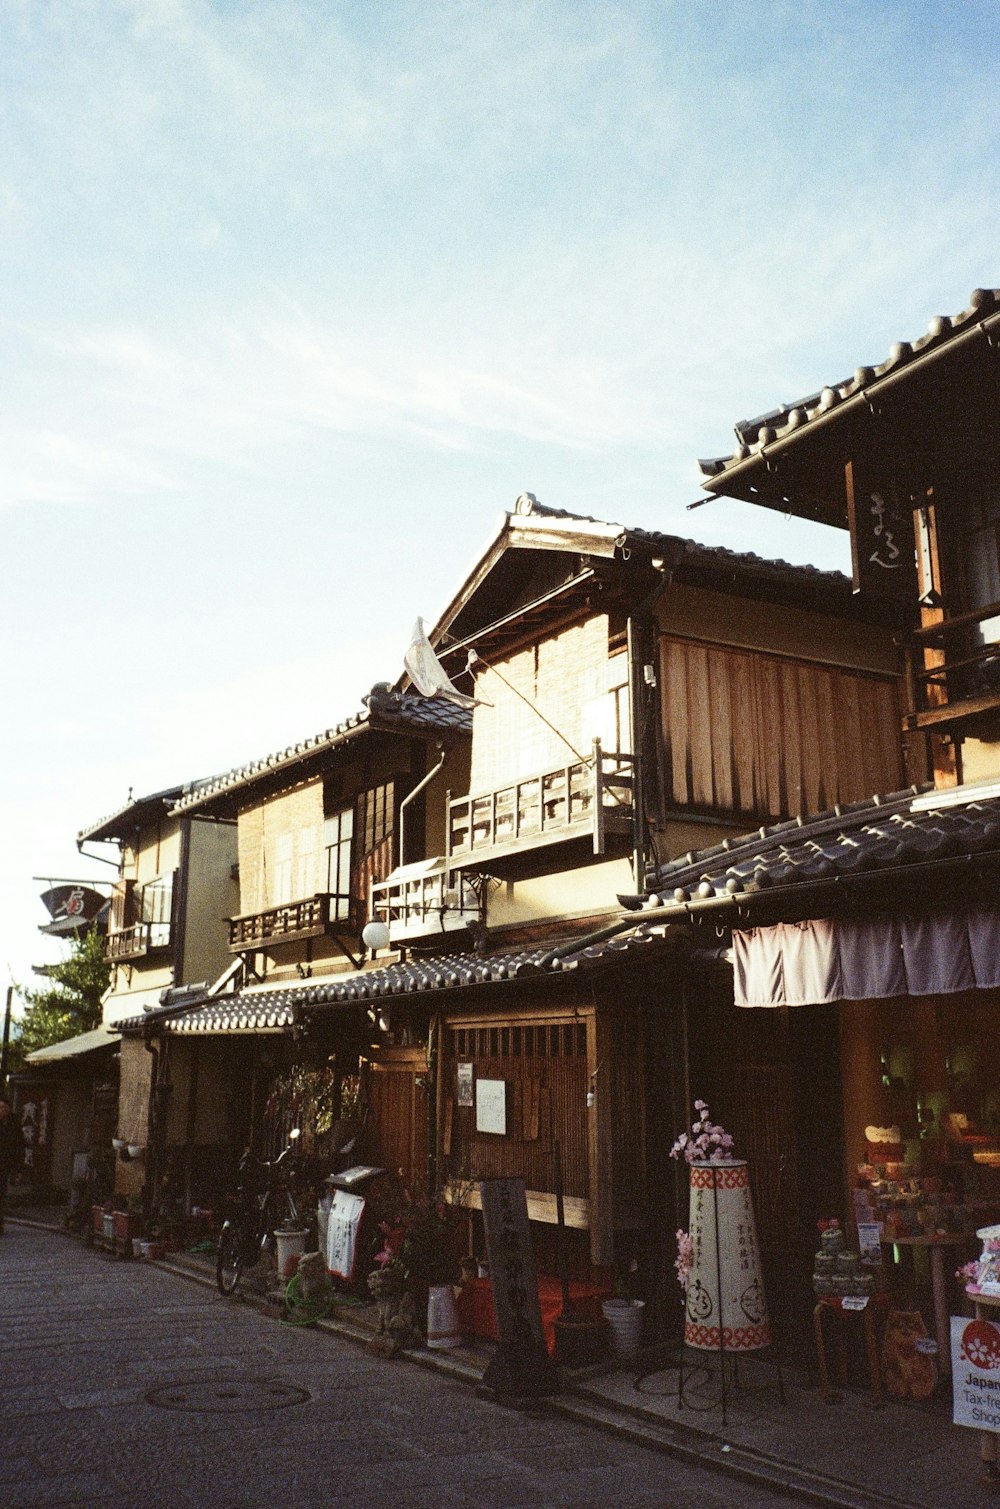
(370, 1186, 464, 1349)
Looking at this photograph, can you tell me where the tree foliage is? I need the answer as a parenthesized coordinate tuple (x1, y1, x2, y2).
(10, 928, 110, 1069)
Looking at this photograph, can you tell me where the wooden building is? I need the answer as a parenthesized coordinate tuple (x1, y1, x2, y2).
(71, 783, 239, 1205)
(638, 285, 1000, 1338)
(290, 493, 908, 1305)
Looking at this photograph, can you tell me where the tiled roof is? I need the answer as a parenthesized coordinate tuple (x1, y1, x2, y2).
(117, 922, 680, 1032)
(625, 782, 1000, 919)
(521, 497, 852, 597)
(171, 687, 471, 816)
(78, 782, 189, 844)
(698, 287, 1000, 487)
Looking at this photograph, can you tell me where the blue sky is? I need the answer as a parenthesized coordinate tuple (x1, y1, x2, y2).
(2, 0, 999, 994)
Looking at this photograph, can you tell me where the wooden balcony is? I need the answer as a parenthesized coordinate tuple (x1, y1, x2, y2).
(903, 601, 1000, 733)
(105, 921, 172, 962)
(370, 861, 480, 945)
(447, 742, 635, 876)
(228, 892, 362, 952)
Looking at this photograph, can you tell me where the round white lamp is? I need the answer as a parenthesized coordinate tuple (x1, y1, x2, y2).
(361, 919, 390, 953)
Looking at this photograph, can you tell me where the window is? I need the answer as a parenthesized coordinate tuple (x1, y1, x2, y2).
(140, 874, 173, 947)
(324, 808, 354, 921)
(359, 781, 394, 857)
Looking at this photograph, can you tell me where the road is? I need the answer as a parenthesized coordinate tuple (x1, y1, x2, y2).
(0, 1223, 803, 1508)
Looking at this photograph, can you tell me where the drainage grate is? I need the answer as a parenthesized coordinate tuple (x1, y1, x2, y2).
(146, 1377, 310, 1413)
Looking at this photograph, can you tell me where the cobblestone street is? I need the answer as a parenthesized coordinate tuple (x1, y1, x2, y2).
(0, 1224, 806, 1509)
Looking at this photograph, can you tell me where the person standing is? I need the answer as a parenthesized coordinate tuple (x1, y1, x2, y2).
(0, 1095, 26, 1233)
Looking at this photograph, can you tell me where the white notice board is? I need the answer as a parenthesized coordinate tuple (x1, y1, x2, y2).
(476, 1078, 507, 1135)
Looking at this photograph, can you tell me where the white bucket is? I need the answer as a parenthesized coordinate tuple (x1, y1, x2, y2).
(426, 1283, 462, 1349)
(602, 1298, 645, 1361)
(275, 1229, 308, 1280)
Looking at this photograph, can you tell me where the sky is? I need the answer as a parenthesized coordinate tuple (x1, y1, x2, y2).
(2, 0, 999, 999)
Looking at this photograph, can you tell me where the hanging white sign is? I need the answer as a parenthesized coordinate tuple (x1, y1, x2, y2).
(476, 1078, 507, 1135)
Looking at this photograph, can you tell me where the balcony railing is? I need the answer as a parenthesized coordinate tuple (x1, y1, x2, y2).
(105, 921, 172, 962)
(228, 891, 362, 952)
(903, 600, 1000, 731)
(370, 861, 480, 944)
(447, 742, 635, 872)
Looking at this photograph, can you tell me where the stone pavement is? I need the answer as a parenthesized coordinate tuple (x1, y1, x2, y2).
(6, 1207, 994, 1508)
(0, 1218, 798, 1509)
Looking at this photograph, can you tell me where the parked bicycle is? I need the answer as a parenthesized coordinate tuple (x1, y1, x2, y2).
(216, 1128, 302, 1296)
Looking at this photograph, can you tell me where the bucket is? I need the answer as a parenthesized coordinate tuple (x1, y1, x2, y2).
(602, 1298, 645, 1361)
(275, 1229, 308, 1280)
(426, 1283, 462, 1349)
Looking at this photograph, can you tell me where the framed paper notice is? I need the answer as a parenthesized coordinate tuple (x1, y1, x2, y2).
(457, 1061, 474, 1108)
(858, 1221, 884, 1264)
(476, 1078, 507, 1135)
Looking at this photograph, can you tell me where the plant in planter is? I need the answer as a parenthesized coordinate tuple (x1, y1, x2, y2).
(670, 1099, 737, 1307)
(368, 1185, 465, 1349)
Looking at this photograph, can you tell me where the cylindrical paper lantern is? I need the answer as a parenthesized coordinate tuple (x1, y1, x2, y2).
(685, 1159, 770, 1352)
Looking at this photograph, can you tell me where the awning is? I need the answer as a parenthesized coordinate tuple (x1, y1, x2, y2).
(25, 1024, 120, 1064)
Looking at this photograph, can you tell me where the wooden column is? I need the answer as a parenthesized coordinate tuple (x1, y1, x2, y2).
(586, 1007, 615, 1266)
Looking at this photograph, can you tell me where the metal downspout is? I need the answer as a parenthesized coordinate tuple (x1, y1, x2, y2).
(399, 743, 447, 867)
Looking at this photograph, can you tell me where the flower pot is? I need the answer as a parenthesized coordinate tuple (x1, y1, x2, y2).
(602, 1298, 645, 1361)
(553, 1314, 609, 1368)
(426, 1283, 461, 1349)
(275, 1228, 308, 1280)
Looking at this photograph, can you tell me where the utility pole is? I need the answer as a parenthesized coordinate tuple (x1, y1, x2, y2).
(0, 985, 13, 1091)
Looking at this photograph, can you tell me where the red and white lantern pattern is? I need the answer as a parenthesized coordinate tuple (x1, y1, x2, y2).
(685, 1159, 770, 1352)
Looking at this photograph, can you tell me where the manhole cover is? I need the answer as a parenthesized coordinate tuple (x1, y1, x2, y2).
(146, 1378, 310, 1413)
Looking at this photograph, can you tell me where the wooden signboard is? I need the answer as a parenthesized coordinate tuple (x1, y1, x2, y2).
(479, 1177, 550, 1396)
(846, 460, 917, 604)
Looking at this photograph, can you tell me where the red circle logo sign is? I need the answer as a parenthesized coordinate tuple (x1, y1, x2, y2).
(961, 1319, 1000, 1371)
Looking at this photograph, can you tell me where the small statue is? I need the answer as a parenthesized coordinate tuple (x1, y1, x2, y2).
(367, 1265, 420, 1356)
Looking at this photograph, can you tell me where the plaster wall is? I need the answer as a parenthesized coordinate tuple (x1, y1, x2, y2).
(182, 818, 239, 985)
(656, 582, 897, 673)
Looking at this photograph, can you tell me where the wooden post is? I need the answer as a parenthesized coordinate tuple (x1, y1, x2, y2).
(0, 985, 13, 1090)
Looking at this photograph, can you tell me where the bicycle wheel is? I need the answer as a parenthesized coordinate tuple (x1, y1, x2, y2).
(216, 1221, 245, 1295)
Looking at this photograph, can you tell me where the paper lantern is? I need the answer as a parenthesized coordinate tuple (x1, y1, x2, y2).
(685, 1159, 770, 1352)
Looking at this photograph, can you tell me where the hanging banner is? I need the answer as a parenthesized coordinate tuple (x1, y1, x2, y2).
(845, 460, 916, 604)
(952, 1315, 1000, 1433)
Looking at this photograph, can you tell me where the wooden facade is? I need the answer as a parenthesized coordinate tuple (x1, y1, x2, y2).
(659, 635, 905, 818)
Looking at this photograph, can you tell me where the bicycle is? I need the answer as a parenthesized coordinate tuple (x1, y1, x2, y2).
(216, 1129, 302, 1296)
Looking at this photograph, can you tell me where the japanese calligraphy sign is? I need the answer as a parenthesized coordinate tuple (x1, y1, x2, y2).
(685, 1159, 770, 1352)
(479, 1177, 546, 1356)
(846, 460, 916, 603)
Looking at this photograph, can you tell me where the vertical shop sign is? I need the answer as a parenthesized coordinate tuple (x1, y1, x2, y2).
(480, 1177, 546, 1356)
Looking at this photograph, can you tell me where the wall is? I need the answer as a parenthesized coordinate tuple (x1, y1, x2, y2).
(958, 735, 1000, 787)
(237, 781, 325, 914)
(659, 582, 897, 674)
(486, 857, 634, 931)
(182, 818, 239, 986)
(469, 613, 616, 793)
(658, 635, 904, 819)
(121, 821, 181, 884)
